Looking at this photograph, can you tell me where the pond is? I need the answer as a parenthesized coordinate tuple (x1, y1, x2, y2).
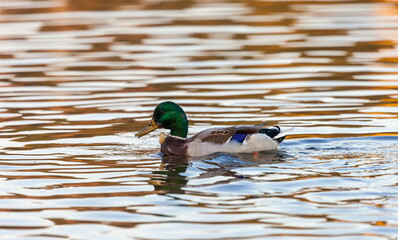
(0, 0, 398, 239)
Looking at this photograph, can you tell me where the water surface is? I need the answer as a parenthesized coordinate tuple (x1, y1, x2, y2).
(0, 0, 398, 239)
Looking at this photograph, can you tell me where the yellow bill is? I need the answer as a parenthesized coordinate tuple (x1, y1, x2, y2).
(135, 120, 160, 137)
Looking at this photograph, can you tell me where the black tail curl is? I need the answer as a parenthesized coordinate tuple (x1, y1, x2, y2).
(259, 126, 286, 143)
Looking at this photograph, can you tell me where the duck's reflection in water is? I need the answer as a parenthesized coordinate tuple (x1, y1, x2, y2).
(150, 150, 291, 194)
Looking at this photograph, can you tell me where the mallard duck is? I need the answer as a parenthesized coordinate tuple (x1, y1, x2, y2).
(136, 101, 291, 157)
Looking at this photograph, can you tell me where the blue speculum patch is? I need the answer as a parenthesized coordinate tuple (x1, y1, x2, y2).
(230, 134, 248, 143)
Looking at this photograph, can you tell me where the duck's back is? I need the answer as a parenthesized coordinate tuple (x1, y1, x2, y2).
(160, 124, 289, 157)
(186, 124, 282, 157)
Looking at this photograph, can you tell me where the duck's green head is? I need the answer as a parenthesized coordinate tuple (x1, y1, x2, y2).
(136, 101, 188, 138)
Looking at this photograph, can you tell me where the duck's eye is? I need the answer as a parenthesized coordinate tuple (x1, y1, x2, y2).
(159, 110, 165, 115)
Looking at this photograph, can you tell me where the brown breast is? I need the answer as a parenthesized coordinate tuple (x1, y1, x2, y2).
(161, 135, 189, 156)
